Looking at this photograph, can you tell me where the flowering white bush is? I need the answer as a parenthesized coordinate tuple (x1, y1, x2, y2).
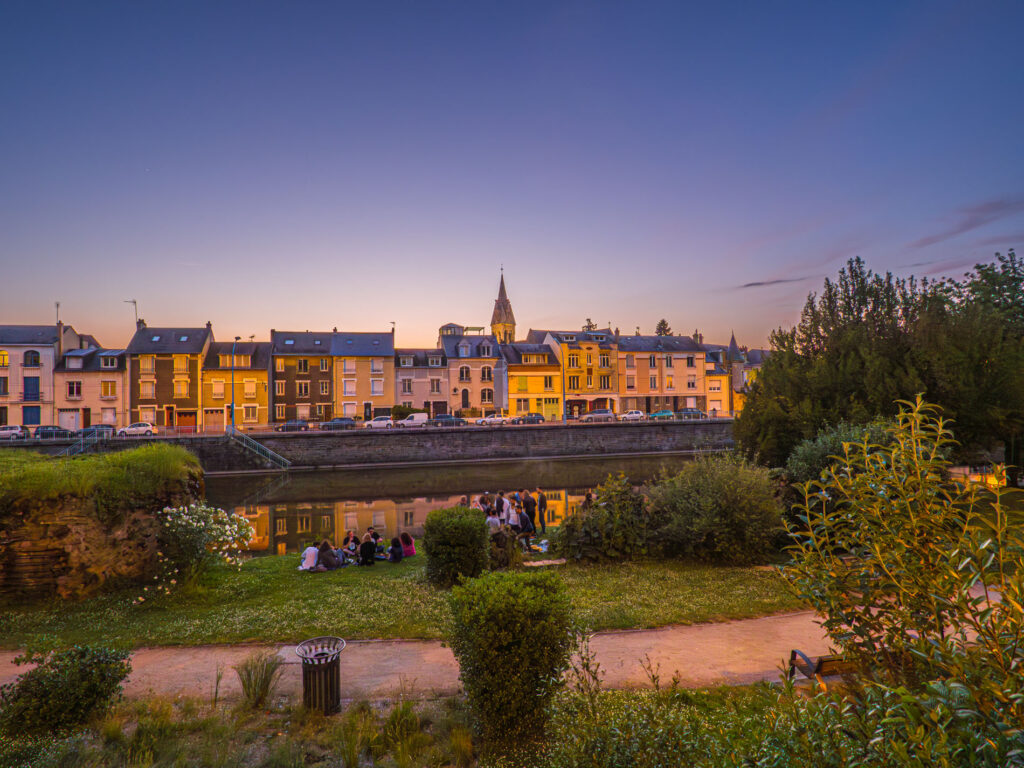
(135, 503, 253, 604)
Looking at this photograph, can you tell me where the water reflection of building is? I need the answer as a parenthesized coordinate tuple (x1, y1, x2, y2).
(233, 488, 589, 555)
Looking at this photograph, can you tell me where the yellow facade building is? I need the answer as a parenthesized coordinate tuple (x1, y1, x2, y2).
(201, 341, 271, 430)
(502, 343, 563, 421)
(331, 331, 396, 420)
(528, 328, 619, 417)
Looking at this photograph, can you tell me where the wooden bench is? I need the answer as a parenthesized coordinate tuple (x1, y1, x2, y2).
(788, 649, 857, 692)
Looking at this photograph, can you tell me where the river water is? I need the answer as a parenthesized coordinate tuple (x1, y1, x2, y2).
(205, 454, 692, 555)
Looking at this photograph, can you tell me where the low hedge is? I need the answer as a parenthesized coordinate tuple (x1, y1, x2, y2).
(422, 506, 490, 587)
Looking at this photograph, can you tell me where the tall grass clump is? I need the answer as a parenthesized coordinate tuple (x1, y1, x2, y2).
(233, 650, 283, 710)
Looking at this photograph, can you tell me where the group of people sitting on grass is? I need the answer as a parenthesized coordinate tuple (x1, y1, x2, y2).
(464, 487, 550, 552)
(298, 528, 416, 572)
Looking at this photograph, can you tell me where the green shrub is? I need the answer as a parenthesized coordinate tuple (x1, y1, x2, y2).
(423, 506, 489, 587)
(0, 646, 131, 736)
(391, 404, 427, 421)
(153, 502, 253, 588)
(784, 419, 889, 484)
(645, 454, 783, 565)
(556, 474, 650, 562)
(448, 571, 573, 745)
(234, 650, 283, 710)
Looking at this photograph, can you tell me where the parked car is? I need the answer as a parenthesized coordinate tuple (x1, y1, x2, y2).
(476, 413, 509, 426)
(648, 409, 675, 421)
(78, 424, 116, 439)
(426, 414, 468, 427)
(118, 422, 157, 436)
(274, 419, 309, 432)
(364, 416, 394, 430)
(579, 409, 617, 423)
(33, 425, 75, 439)
(0, 425, 30, 440)
(396, 413, 430, 428)
(320, 417, 357, 431)
(675, 409, 708, 420)
(510, 413, 545, 425)
(620, 410, 645, 422)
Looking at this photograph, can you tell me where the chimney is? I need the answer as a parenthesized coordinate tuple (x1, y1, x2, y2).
(137, 318, 146, 330)
(332, 327, 337, 332)
(206, 321, 212, 330)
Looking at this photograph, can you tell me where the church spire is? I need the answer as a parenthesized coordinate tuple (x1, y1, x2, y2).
(490, 270, 516, 343)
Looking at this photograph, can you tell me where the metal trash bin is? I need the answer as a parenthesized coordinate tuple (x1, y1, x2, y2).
(295, 636, 346, 714)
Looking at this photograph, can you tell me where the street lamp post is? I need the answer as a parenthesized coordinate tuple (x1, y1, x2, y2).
(230, 336, 240, 431)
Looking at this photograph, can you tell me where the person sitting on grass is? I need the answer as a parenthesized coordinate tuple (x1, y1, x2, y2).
(298, 541, 319, 571)
(400, 531, 416, 557)
(358, 532, 377, 566)
(318, 540, 342, 571)
(387, 536, 404, 563)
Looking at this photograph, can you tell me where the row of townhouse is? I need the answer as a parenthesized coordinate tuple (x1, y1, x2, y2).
(0, 274, 765, 430)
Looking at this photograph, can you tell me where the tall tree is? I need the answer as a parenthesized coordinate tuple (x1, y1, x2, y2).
(582, 318, 597, 331)
(655, 319, 672, 336)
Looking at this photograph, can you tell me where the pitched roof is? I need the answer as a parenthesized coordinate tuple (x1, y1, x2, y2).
(330, 332, 395, 357)
(439, 334, 501, 359)
(204, 341, 272, 370)
(55, 348, 126, 372)
(127, 324, 212, 355)
(490, 274, 516, 328)
(746, 349, 770, 365)
(395, 348, 447, 367)
(500, 343, 558, 365)
(616, 335, 702, 353)
(0, 325, 63, 345)
(270, 330, 332, 355)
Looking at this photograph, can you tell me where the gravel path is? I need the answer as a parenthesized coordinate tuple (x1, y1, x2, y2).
(0, 610, 829, 701)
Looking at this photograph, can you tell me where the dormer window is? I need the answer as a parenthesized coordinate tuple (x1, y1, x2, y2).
(594, 335, 605, 342)
(101, 357, 117, 369)
(400, 356, 413, 367)
(458, 343, 470, 358)
(67, 357, 83, 369)
(480, 344, 492, 356)
(563, 334, 575, 342)
(428, 356, 441, 367)
(314, 340, 321, 345)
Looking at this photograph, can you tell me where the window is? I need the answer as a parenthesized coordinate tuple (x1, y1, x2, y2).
(66, 381, 82, 399)
(22, 405, 40, 425)
(0, 351, 7, 367)
(401, 378, 413, 394)
(517, 376, 528, 392)
(568, 354, 579, 368)
(320, 381, 330, 396)
(297, 359, 309, 373)
(481, 388, 493, 404)
(296, 404, 310, 419)
(320, 358, 329, 372)
(101, 381, 117, 398)
(140, 355, 155, 373)
(599, 354, 609, 368)
(625, 354, 634, 369)
(649, 354, 656, 367)
(343, 359, 356, 373)
(687, 375, 696, 389)
(23, 351, 40, 367)
(141, 381, 156, 399)
(243, 405, 257, 422)
(275, 518, 287, 535)
(370, 359, 383, 373)
(316, 403, 327, 417)
(428, 355, 441, 367)
(481, 366, 493, 382)
(586, 353, 592, 365)
(275, 358, 284, 373)
(297, 381, 309, 397)
(173, 355, 187, 373)
(686, 356, 695, 368)
(0, 377, 7, 396)
(275, 380, 285, 396)
(211, 380, 225, 399)
(101, 408, 115, 424)
(594, 334, 605, 342)
(665, 356, 673, 368)
(667, 376, 674, 390)
(402, 400, 412, 408)
(140, 407, 156, 424)
(244, 380, 257, 398)
(586, 375, 593, 387)
(178, 335, 189, 342)
(516, 398, 529, 411)
(430, 378, 441, 394)
(568, 375, 580, 389)
(563, 334, 575, 342)
(649, 376, 657, 389)
(101, 356, 117, 369)
(626, 376, 635, 390)
(543, 376, 553, 390)
(709, 381, 721, 392)
(480, 344, 492, 357)
(371, 379, 384, 396)
(343, 380, 356, 396)
(67, 357, 83, 369)
(459, 366, 471, 382)
(400, 356, 413, 367)
(710, 400, 722, 413)
(600, 375, 610, 389)
(685, 397, 696, 408)
(275, 404, 286, 420)
(174, 379, 189, 398)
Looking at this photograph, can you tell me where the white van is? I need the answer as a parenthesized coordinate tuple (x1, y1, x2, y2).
(397, 413, 429, 428)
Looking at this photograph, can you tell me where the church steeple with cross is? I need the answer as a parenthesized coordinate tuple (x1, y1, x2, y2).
(490, 268, 516, 343)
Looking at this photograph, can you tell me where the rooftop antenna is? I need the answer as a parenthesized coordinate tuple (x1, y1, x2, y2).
(55, 301, 60, 325)
(124, 299, 138, 324)
(390, 321, 396, 334)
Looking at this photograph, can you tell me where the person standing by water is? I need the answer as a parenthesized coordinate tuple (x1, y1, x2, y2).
(520, 489, 537, 533)
(496, 492, 508, 525)
(536, 488, 548, 533)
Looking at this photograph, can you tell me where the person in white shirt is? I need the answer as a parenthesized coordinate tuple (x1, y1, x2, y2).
(298, 544, 318, 571)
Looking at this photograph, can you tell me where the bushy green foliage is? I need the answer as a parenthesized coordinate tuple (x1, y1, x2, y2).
(391, 404, 427, 421)
(784, 420, 889, 484)
(423, 506, 490, 587)
(645, 454, 783, 564)
(556, 474, 650, 561)
(149, 502, 253, 594)
(0, 646, 131, 736)
(0, 444, 200, 521)
(448, 571, 573, 745)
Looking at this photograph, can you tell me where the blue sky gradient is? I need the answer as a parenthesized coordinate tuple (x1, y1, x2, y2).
(2, 1, 1022, 348)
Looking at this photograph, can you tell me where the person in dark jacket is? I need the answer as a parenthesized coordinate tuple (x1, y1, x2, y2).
(358, 533, 377, 566)
(520, 489, 537, 532)
(387, 537, 404, 563)
(536, 488, 548, 533)
(318, 540, 342, 570)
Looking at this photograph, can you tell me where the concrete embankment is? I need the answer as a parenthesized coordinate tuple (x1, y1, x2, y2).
(7, 421, 734, 473)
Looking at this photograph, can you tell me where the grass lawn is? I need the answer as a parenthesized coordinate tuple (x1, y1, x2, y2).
(0, 557, 804, 650)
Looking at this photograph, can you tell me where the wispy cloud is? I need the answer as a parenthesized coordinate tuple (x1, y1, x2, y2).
(739, 276, 813, 289)
(908, 199, 1024, 250)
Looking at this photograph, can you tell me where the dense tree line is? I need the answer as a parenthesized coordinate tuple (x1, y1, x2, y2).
(735, 250, 1024, 484)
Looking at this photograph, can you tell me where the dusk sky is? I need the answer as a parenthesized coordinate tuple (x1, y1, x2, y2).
(2, 2, 1022, 349)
